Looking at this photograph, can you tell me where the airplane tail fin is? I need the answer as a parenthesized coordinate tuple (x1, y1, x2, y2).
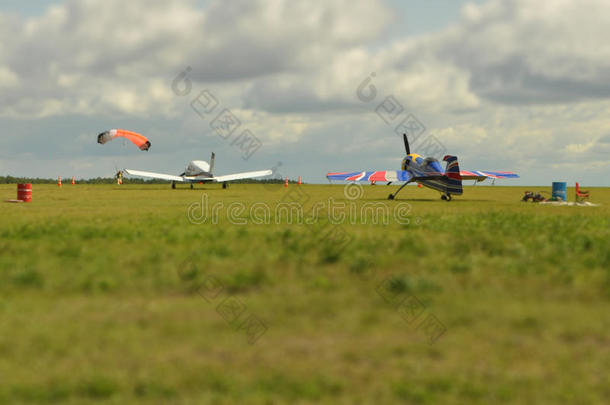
(209, 152, 215, 175)
(443, 155, 463, 195)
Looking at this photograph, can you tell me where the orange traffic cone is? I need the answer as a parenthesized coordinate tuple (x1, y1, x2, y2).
(284, 177, 288, 188)
(297, 176, 301, 185)
(57, 176, 62, 187)
(71, 176, 75, 185)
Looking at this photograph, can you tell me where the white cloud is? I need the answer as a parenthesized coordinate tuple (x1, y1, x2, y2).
(5, 0, 610, 117)
(0, 0, 392, 118)
(565, 141, 594, 154)
(0, 66, 18, 88)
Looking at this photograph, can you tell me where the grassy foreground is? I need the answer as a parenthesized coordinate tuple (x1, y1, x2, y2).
(0, 183, 609, 404)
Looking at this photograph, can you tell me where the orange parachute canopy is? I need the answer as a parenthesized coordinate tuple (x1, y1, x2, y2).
(97, 129, 151, 151)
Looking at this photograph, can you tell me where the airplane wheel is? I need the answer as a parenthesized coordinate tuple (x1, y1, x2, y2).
(190, 183, 194, 190)
(222, 182, 228, 189)
(388, 194, 395, 200)
(447, 194, 452, 201)
(441, 194, 447, 201)
(171, 181, 176, 189)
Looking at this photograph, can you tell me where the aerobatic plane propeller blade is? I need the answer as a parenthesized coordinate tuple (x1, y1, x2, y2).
(403, 133, 410, 155)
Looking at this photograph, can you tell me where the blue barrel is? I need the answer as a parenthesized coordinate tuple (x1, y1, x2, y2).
(552, 182, 567, 201)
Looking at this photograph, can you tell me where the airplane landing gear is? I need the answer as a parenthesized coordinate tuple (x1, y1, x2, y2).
(222, 182, 228, 189)
(388, 182, 409, 200)
(441, 194, 452, 201)
(171, 181, 176, 189)
(190, 183, 194, 190)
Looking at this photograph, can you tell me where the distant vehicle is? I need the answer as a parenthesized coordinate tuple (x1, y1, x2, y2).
(327, 134, 519, 201)
(124, 153, 272, 189)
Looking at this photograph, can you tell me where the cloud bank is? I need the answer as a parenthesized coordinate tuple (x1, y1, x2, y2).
(0, 0, 609, 184)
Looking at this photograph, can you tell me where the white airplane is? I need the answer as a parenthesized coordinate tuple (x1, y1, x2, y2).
(124, 153, 272, 189)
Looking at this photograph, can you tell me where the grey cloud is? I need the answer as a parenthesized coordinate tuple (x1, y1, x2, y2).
(248, 0, 610, 114)
(440, 0, 610, 105)
(598, 134, 610, 143)
(242, 80, 357, 113)
(380, 0, 610, 109)
(468, 56, 610, 104)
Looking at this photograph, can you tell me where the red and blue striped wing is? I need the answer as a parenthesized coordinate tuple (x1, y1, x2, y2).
(460, 170, 519, 180)
(327, 171, 413, 182)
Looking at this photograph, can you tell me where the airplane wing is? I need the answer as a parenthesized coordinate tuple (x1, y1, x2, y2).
(327, 171, 413, 182)
(460, 170, 519, 181)
(126, 169, 272, 183)
(211, 169, 273, 182)
(124, 169, 185, 182)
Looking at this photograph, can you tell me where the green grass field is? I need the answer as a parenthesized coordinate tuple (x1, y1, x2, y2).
(1, 183, 609, 404)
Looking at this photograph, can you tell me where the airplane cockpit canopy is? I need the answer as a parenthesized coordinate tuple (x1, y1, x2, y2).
(422, 157, 444, 172)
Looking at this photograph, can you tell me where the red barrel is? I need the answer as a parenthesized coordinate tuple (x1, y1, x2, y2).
(17, 183, 32, 202)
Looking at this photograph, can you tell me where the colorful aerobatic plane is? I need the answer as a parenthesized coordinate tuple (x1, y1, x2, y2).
(97, 129, 151, 151)
(124, 153, 272, 189)
(327, 134, 519, 201)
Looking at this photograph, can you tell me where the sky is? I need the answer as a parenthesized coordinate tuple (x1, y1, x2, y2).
(0, 0, 609, 185)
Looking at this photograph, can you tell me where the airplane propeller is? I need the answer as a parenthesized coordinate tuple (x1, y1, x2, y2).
(403, 133, 410, 155)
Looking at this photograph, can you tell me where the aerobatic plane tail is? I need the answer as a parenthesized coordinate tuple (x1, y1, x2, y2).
(209, 152, 215, 175)
(442, 155, 463, 195)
